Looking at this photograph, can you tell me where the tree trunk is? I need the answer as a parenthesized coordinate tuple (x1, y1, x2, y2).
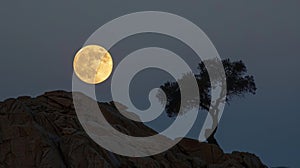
(207, 126, 220, 147)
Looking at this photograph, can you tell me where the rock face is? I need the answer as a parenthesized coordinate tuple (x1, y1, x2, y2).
(0, 91, 267, 168)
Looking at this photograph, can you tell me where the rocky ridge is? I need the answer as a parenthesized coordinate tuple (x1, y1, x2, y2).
(0, 91, 267, 168)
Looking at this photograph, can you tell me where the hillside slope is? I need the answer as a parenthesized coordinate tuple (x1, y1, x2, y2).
(0, 91, 267, 168)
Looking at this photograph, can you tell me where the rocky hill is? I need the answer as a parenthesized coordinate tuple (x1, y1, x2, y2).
(0, 91, 267, 168)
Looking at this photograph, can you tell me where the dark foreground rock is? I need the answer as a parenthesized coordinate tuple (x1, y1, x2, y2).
(0, 91, 267, 168)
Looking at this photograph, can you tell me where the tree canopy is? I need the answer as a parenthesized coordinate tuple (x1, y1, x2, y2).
(158, 58, 256, 117)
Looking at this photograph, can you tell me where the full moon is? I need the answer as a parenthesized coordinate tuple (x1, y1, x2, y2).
(73, 45, 113, 84)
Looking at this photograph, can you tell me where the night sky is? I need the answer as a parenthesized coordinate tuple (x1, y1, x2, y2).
(1, 1, 299, 167)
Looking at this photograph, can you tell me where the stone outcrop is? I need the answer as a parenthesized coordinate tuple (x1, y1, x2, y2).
(0, 91, 267, 168)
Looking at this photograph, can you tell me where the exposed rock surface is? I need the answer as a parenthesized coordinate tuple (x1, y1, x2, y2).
(0, 91, 267, 168)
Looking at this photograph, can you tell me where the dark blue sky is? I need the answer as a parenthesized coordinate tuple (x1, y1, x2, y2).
(0, 1, 299, 167)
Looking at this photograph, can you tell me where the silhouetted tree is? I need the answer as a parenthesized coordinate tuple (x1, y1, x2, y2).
(157, 59, 256, 147)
